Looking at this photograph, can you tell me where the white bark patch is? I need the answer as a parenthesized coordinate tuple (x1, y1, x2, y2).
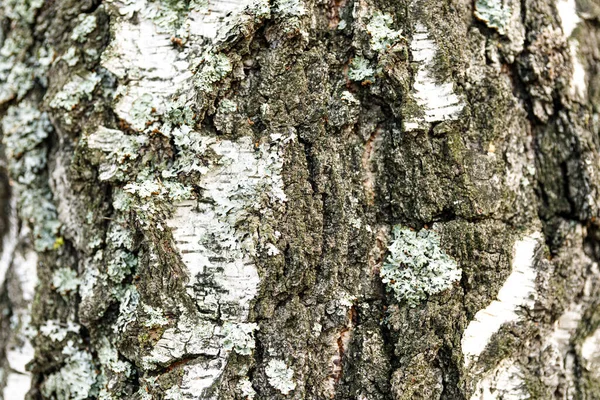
(3, 372, 32, 400)
(102, 0, 259, 129)
(167, 138, 281, 318)
(0, 183, 37, 400)
(470, 359, 529, 400)
(145, 318, 218, 366)
(462, 232, 541, 367)
(101, 13, 182, 129)
(13, 248, 39, 303)
(556, 0, 587, 99)
(187, 0, 256, 39)
(2, 245, 37, 399)
(546, 305, 583, 356)
(405, 23, 464, 131)
(181, 358, 227, 399)
(539, 261, 599, 394)
(568, 42, 586, 99)
(557, 0, 580, 38)
(5, 315, 35, 400)
(538, 305, 583, 397)
(0, 196, 19, 288)
(163, 136, 287, 398)
(581, 326, 600, 378)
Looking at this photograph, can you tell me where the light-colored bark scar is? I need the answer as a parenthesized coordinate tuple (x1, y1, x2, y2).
(2, 225, 38, 400)
(556, 0, 586, 100)
(470, 359, 529, 400)
(462, 232, 542, 367)
(405, 23, 464, 131)
(582, 324, 600, 380)
(164, 136, 288, 398)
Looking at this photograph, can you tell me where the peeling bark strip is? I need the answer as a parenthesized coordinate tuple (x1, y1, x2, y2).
(3, 0, 600, 399)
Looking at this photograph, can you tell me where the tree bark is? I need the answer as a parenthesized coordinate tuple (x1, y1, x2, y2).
(1, 0, 600, 399)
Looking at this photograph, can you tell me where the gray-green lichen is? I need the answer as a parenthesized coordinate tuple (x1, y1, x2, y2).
(238, 378, 256, 399)
(2, 103, 49, 160)
(129, 94, 155, 131)
(265, 359, 296, 395)
(52, 268, 80, 296)
(219, 98, 238, 113)
(114, 285, 140, 332)
(39, 320, 80, 342)
(61, 47, 80, 67)
(42, 341, 98, 400)
(194, 53, 233, 92)
(106, 250, 137, 283)
(97, 341, 131, 377)
(348, 57, 375, 82)
(50, 72, 101, 111)
(0, 0, 47, 104)
(222, 322, 259, 355)
(366, 13, 402, 52)
(71, 14, 98, 43)
(274, 0, 306, 17)
(141, 304, 169, 328)
(380, 226, 462, 307)
(2, 0, 44, 23)
(96, 340, 133, 399)
(474, 0, 512, 35)
(1, 102, 61, 251)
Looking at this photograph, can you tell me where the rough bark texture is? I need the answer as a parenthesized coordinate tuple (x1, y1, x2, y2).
(1, 0, 600, 399)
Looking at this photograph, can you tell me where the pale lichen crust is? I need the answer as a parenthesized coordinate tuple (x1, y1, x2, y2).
(474, 0, 512, 35)
(265, 359, 297, 395)
(381, 225, 461, 307)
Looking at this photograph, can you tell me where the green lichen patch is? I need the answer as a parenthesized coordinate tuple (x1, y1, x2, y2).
(41, 341, 98, 400)
(193, 53, 233, 93)
(474, 0, 512, 35)
(61, 47, 80, 67)
(2, 0, 44, 24)
(366, 13, 402, 53)
(1, 102, 61, 251)
(49, 72, 101, 111)
(348, 57, 375, 82)
(381, 226, 462, 307)
(39, 320, 80, 343)
(265, 359, 296, 395)
(218, 98, 238, 113)
(222, 322, 259, 355)
(237, 378, 256, 399)
(2, 103, 50, 159)
(0, 0, 47, 103)
(106, 250, 137, 283)
(97, 341, 132, 376)
(142, 304, 169, 328)
(71, 14, 98, 43)
(20, 189, 62, 251)
(52, 268, 81, 297)
(274, 0, 306, 17)
(129, 94, 156, 131)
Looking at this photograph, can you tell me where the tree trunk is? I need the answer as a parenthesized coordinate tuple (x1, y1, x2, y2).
(1, 0, 600, 398)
